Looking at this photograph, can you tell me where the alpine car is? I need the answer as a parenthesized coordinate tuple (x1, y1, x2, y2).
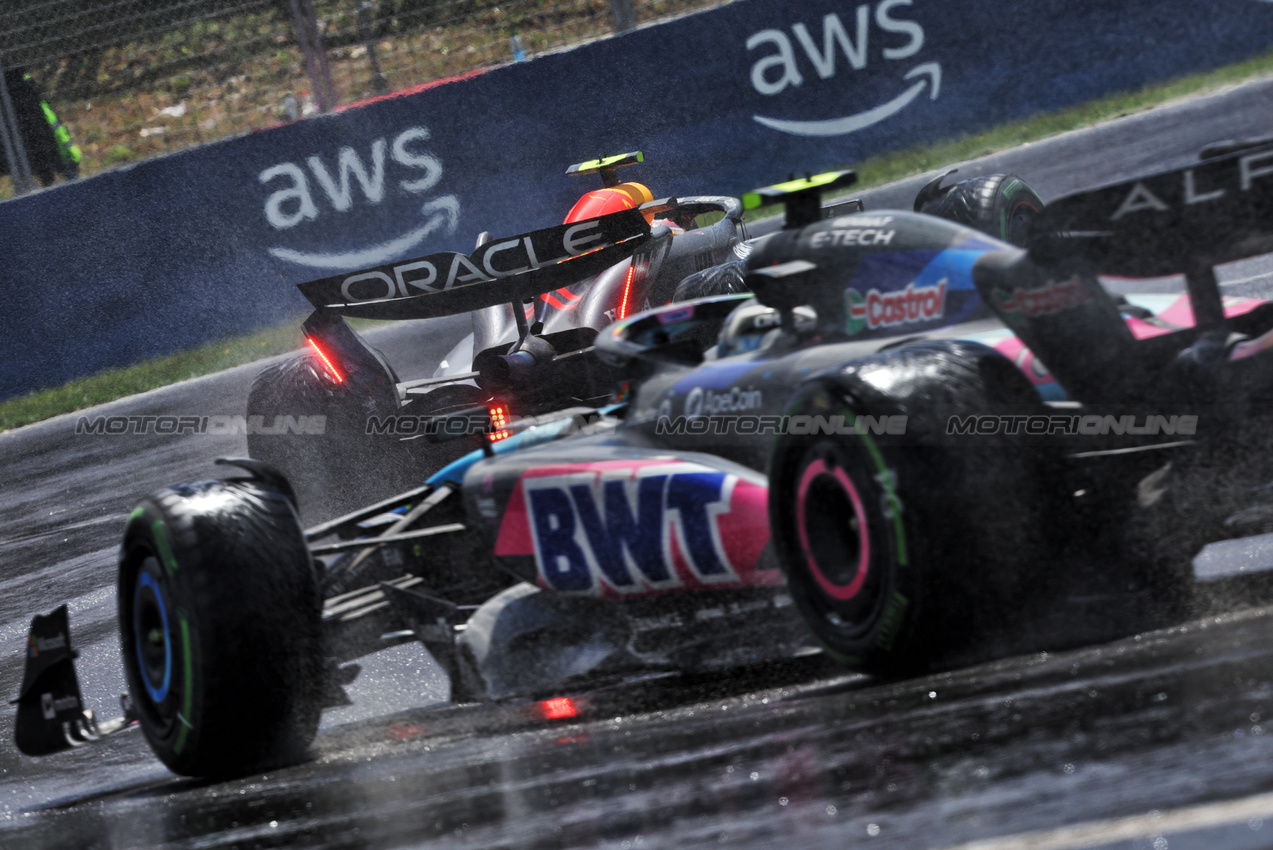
(19, 141, 1273, 779)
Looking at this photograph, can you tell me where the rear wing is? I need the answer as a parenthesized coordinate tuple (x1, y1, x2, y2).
(298, 207, 652, 322)
(970, 139, 1273, 402)
(1025, 138, 1273, 325)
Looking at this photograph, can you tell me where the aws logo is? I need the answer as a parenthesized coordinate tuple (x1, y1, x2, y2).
(258, 125, 459, 270)
(746, 0, 940, 137)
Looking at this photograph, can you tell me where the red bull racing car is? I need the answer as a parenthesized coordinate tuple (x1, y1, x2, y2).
(18, 140, 1273, 779)
(245, 152, 760, 517)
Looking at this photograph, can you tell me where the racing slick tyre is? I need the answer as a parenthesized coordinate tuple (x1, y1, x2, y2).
(119, 479, 322, 777)
(768, 340, 1052, 675)
(915, 173, 1043, 247)
(246, 349, 407, 520)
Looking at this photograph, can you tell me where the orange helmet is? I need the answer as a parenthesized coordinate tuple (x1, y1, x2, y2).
(563, 181, 655, 224)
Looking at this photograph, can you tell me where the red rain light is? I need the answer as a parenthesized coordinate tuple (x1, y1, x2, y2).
(539, 697, 578, 720)
(617, 263, 637, 320)
(487, 402, 511, 442)
(306, 337, 344, 383)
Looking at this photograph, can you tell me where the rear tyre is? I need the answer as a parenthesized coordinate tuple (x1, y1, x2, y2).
(916, 173, 1043, 247)
(247, 350, 406, 519)
(776, 436, 915, 671)
(119, 479, 322, 777)
(769, 343, 1051, 674)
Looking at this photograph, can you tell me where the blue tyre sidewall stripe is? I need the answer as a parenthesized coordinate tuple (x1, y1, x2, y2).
(134, 569, 173, 705)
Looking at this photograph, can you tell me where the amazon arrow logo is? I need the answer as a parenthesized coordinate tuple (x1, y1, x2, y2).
(746, 2, 939, 138)
(258, 125, 461, 269)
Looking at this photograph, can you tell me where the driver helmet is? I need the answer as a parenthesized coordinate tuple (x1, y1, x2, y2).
(564, 181, 656, 224)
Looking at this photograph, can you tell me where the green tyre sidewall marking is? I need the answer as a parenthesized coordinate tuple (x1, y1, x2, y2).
(150, 520, 180, 576)
(831, 403, 914, 658)
(172, 610, 194, 756)
(842, 409, 907, 569)
(772, 386, 917, 670)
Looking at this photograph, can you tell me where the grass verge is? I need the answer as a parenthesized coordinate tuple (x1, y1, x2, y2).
(849, 51, 1273, 191)
(0, 321, 307, 434)
(3, 54, 1272, 433)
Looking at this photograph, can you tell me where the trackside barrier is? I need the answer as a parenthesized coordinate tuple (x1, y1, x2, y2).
(2, 0, 1272, 399)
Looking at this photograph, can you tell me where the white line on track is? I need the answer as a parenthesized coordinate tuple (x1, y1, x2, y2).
(938, 791, 1273, 850)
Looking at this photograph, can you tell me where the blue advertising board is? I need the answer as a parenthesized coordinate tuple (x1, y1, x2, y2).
(2, 0, 1272, 399)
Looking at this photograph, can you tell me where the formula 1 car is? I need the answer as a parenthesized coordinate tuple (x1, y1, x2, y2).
(245, 152, 757, 518)
(244, 154, 1031, 522)
(20, 143, 1273, 779)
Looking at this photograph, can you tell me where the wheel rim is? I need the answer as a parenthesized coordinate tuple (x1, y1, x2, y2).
(1006, 198, 1041, 246)
(796, 457, 871, 601)
(789, 441, 899, 642)
(132, 557, 174, 712)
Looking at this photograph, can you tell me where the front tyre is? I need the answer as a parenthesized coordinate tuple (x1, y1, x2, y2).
(770, 343, 1051, 675)
(119, 480, 322, 777)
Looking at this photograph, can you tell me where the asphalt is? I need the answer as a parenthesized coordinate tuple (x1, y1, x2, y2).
(3, 76, 1273, 849)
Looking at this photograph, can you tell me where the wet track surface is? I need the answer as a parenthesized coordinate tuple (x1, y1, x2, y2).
(5, 79, 1273, 848)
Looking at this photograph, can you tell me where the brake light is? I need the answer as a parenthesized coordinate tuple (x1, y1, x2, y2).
(306, 337, 344, 383)
(539, 697, 578, 720)
(617, 263, 637, 320)
(487, 402, 511, 442)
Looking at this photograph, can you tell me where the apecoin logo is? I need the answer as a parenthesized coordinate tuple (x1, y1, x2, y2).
(745, 0, 939, 137)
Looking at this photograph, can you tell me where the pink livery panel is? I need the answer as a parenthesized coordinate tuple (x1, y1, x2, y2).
(494, 459, 777, 597)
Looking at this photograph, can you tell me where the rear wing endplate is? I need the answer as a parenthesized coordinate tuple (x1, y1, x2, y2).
(298, 207, 652, 322)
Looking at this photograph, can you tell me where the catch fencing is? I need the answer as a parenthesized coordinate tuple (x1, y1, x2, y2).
(0, 0, 730, 193)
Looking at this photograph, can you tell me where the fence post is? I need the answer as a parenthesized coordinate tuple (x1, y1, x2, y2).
(287, 0, 338, 112)
(357, 1, 389, 94)
(609, 0, 635, 33)
(0, 56, 35, 196)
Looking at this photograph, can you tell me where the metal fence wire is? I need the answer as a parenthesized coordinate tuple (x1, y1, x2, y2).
(0, 0, 731, 194)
